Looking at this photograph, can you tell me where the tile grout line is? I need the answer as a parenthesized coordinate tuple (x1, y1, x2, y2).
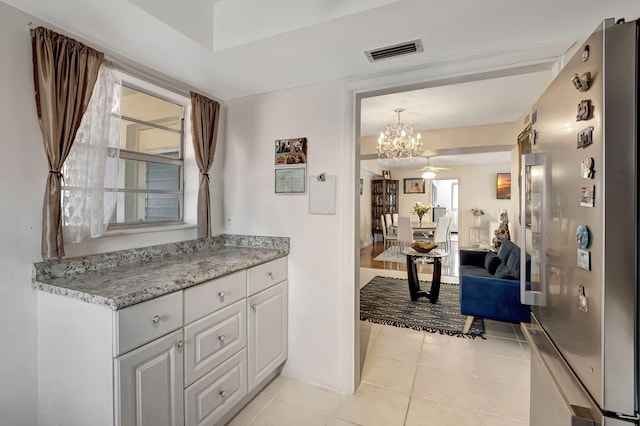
(244, 377, 291, 425)
(402, 332, 427, 426)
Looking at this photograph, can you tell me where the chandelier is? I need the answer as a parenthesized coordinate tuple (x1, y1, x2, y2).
(377, 108, 423, 159)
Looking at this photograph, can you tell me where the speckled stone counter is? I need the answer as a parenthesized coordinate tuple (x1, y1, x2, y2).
(32, 234, 289, 310)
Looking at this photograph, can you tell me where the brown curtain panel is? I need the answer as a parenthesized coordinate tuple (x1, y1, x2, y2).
(190, 92, 221, 239)
(32, 27, 104, 259)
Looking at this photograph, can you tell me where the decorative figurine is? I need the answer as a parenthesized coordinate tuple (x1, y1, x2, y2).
(492, 211, 511, 250)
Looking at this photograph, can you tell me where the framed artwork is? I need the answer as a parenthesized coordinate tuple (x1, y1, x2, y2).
(275, 167, 306, 194)
(403, 178, 425, 194)
(497, 173, 511, 199)
(382, 170, 391, 180)
(275, 138, 307, 165)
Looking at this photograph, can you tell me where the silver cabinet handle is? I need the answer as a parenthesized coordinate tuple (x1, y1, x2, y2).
(176, 340, 184, 349)
(218, 335, 225, 343)
(218, 290, 225, 300)
(219, 390, 227, 398)
(251, 304, 256, 312)
(152, 315, 160, 324)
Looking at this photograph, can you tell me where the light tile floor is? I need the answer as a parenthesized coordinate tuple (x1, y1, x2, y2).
(227, 268, 530, 426)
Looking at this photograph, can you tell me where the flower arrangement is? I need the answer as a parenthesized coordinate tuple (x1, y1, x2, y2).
(471, 208, 485, 216)
(411, 202, 432, 222)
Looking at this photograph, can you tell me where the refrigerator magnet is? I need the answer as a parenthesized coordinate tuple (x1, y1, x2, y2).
(578, 285, 589, 312)
(577, 249, 591, 271)
(580, 185, 595, 207)
(576, 225, 590, 249)
(576, 100, 592, 121)
(580, 157, 594, 179)
(571, 72, 591, 92)
(577, 126, 594, 148)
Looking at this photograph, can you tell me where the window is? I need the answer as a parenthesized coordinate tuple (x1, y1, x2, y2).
(111, 81, 188, 226)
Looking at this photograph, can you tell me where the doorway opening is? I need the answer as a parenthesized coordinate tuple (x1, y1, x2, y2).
(431, 179, 459, 235)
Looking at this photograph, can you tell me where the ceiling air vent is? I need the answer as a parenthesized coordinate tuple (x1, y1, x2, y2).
(364, 39, 423, 63)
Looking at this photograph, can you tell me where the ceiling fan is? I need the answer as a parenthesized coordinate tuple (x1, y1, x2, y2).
(420, 157, 448, 179)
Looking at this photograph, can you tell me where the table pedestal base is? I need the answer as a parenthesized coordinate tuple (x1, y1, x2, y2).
(405, 254, 443, 303)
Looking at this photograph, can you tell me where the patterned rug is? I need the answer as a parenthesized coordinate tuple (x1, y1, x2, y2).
(360, 276, 484, 338)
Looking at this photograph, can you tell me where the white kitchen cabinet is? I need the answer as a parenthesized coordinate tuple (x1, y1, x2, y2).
(115, 329, 185, 426)
(247, 280, 288, 391)
(36, 255, 288, 426)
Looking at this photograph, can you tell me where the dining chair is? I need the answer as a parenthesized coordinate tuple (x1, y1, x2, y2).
(380, 215, 397, 250)
(385, 213, 395, 236)
(396, 216, 413, 256)
(392, 213, 399, 226)
(432, 216, 450, 252)
(442, 214, 452, 251)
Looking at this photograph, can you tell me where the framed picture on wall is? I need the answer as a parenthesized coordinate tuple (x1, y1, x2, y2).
(275, 138, 308, 165)
(275, 167, 306, 194)
(497, 173, 511, 199)
(382, 170, 391, 180)
(404, 178, 425, 194)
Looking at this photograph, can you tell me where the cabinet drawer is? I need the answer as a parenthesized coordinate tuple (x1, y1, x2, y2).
(247, 257, 287, 296)
(113, 291, 183, 356)
(184, 299, 246, 387)
(184, 270, 246, 324)
(184, 348, 247, 426)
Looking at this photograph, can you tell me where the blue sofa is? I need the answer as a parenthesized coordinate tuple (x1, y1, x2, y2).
(459, 239, 531, 328)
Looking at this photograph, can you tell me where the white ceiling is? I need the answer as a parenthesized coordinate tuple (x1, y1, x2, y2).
(5, 0, 639, 103)
(360, 70, 553, 136)
(8, 0, 638, 152)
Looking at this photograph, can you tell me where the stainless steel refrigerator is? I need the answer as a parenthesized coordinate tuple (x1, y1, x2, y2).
(519, 18, 639, 425)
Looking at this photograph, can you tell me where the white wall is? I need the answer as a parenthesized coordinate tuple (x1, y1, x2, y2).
(223, 81, 348, 390)
(0, 5, 41, 422)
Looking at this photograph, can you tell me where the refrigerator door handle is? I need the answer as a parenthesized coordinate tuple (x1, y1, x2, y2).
(520, 153, 548, 306)
(522, 324, 598, 426)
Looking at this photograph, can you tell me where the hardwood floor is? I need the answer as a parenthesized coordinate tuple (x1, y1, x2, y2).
(359, 234, 460, 278)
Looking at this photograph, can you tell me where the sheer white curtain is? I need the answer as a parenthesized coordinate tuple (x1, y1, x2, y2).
(62, 63, 120, 243)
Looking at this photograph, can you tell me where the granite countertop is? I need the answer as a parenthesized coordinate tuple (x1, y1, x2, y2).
(32, 235, 289, 310)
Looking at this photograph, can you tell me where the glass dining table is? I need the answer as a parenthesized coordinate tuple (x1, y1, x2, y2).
(389, 222, 437, 239)
(389, 222, 437, 232)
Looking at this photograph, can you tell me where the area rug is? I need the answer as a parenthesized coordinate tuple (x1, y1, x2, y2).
(372, 246, 404, 263)
(360, 276, 484, 338)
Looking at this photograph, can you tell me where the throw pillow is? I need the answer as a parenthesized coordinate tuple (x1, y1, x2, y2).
(493, 264, 515, 280)
(497, 240, 515, 262)
(484, 252, 502, 275)
(505, 250, 521, 280)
